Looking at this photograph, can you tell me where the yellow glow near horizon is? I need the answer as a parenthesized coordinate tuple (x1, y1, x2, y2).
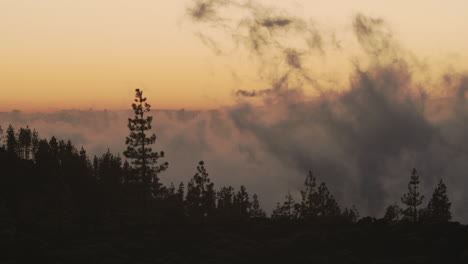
(1, 0, 468, 112)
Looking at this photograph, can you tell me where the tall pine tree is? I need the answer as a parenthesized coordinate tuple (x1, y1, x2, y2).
(299, 170, 318, 219)
(401, 168, 424, 222)
(124, 89, 168, 204)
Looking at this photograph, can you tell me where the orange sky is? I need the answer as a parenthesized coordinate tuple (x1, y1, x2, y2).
(1, 0, 468, 112)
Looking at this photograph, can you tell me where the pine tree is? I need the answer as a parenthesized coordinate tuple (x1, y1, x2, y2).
(18, 126, 32, 159)
(426, 179, 451, 223)
(186, 161, 216, 220)
(49, 137, 59, 159)
(186, 178, 200, 219)
(167, 183, 176, 196)
(199, 162, 216, 218)
(234, 185, 251, 218)
(342, 205, 360, 223)
(0, 126, 4, 150)
(176, 182, 185, 205)
(6, 125, 17, 156)
(98, 150, 123, 189)
(271, 202, 283, 219)
(316, 182, 340, 217)
(31, 129, 39, 161)
(299, 170, 318, 219)
(92, 156, 99, 180)
(124, 88, 168, 203)
(175, 182, 185, 208)
(217, 186, 235, 218)
(78, 147, 93, 179)
(401, 168, 424, 222)
(250, 194, 266, 218)
(272, 192, 298, 220)
(383, 202, 401, 223)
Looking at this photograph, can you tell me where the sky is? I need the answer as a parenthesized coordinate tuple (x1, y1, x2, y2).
(1, 0, 468, 111)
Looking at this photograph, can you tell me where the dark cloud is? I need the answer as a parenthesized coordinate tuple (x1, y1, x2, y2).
(187, 0, 228, 22)
(187, 0, 327, 98)
(185, 3, 468, 221)
(352, 13, 395, 60)
(260, 18, 292, 28)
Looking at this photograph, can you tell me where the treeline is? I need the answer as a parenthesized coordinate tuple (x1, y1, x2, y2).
(0, 129, 454, 234)
(0, 125, 269, 233)
(270, 168, 452, 225)
(0, 89, 456, 236)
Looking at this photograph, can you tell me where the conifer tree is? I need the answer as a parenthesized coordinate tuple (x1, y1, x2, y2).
(18, 126, 32, 159)
(6, 125, 17, 156)
(31, 129, 39, 161)
(49, 136, 59, 159)
(217, 186, 235, 218)
(342, 205, 360, 223)
(186, 161, 216, 219)
(0, 126, 4, 150)
(299, 170, 318, 219)
(167, 183, 176, 196)
(93, 156, 99, 180)
(316, 182, 340, 217)
(426, 179, 451, 222)
(250, 194, 266, 218)
(79, 147, 92, 173)
(234, 185, 251, 218)
(383, 202, 401, 223)
(272, 192, 298, 220)
(124, 88, 168, 202)
(186, 178, 201, 218)
(401, 168, 424, 222)
(176, 182, 185, 203)
(271, 202, 283, 219)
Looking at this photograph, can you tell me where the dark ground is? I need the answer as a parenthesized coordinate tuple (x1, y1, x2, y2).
(2, 220, 468, 264)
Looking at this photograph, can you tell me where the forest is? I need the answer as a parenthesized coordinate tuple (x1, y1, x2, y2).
(1, 89, 468, 264)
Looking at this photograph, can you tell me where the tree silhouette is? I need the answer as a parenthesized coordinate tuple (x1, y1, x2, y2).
(272, 191, 298, 220)
(186, 161, 216, 220)
(401, 168, 424, 222)
(316, 182, 340, 217)
(250, 194, 266, 218)
(124, 88, 168, 205)
(342, 205, 360, 223)
(6, 125, 17, 156)
(2, 123, 468, 263)
(217, 186, 235, 219)
(18, 126, 32, 160)
(49, 136, 59, 159)
(425, 179, 451, 223)
(234, 185, 251, 218)
(31, 129, 39, 161)
(0, 126, 4, 150)
(176, 182, 185, 205)
(299, 170, 318, 219)
(383, 202, 401, 223)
